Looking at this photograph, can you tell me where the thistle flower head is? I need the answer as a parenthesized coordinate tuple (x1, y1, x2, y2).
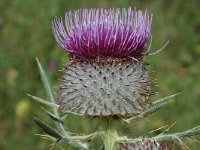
(54, 8, 153, 116)
(52, 8, 152, 58)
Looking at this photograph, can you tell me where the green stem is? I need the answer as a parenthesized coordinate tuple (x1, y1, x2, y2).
(101, 118, 118, 150)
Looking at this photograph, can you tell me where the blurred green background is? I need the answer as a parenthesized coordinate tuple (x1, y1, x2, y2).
(0, 0, 200, 149)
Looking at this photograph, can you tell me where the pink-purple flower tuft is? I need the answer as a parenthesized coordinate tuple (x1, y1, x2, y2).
(52, 8, 152, 58)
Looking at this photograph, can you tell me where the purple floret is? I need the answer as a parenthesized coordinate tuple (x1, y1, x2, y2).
(52, 8, 152, 58)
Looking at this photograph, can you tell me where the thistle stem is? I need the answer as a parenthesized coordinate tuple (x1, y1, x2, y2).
(101, 118, 118, 150)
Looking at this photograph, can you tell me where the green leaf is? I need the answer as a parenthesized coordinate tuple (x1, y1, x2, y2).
(153, 93, 180, 106)
(154, 126, 200, 143)
(27, 94, 59, 108)
(41, 107, 64, 124)
(36, 58, 57, 115)
(36, 58, 70, 139)
(123, 93, 180, 123)
(33, 117, 62, 141)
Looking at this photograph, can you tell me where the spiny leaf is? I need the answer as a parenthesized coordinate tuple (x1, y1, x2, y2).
(123, 93, 180, 123)
(153, 126, 200, 143)
(33, 117, 62, 141)
(149, 125, 169, 134)
(36, 58, 68, 138)
(41, 107, 64, 124)
(153, 93, 180, 106)
(36, 58, 57, 115)
(162, 122, 177, 134)
(27, 94, 59, 108)
(35, 59, 89, 149)
(36, 134, 53, 140)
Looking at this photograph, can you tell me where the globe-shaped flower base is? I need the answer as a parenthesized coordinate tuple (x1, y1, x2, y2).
(57, 57, 152, 116)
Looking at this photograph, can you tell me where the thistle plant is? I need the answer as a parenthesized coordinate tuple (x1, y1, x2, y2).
(29, 8, 200, 150)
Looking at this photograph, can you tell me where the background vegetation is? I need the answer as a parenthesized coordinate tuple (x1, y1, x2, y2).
(0, 0, 200, 149)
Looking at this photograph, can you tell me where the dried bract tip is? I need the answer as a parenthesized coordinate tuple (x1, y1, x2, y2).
(52, 8, 152, 58)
